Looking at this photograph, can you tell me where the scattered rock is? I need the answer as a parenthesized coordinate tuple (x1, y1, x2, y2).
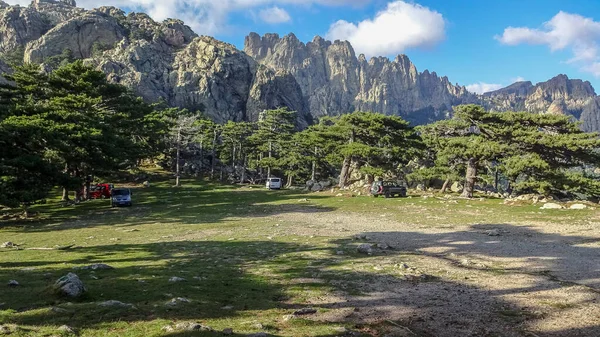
(540, 203, 565, 210)
(396, 263, 409, 269)
(51, 307, 69, 314)
(223, 328, 234, 335)
(570, 204, 588, 210)
(0, 242, 15, 248)
(282, 314, 295, 321)
(172, 322, 213, 332)
(142, 181, 150, 188)
(53, 273, 86, 298)
(0, 326, 10, 334)
(169, 276, 186, 282)
(7, 280, 19, 287)
(294, 307, 317, 315)
(220, 305, 233, 310)
(81, 263, 114, 270)
(57, 325, 76, 334)
(248, 333, 268, 337)
(98, 300, 136, 309)
(336, 250, 345, 255)
(357, 244, 373, 255)
(336, 193, 344, 197)
(450, 182, 463, 193)
(165, 297, 191, 307)
(376, 243, 390, 250)
(297, 198, 309, 202)
(487, 229, 501, 237)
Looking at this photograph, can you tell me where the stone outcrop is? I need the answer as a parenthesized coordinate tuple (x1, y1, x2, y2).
(244, 32, 477, 125)
(483, 75, 600, 132)
(0, 1, 311, 126)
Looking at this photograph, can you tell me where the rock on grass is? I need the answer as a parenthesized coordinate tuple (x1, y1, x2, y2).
(357, 243, 373, 255)
(53, 273, 86, 298)
(80, 263, 114, 270)
(294, 307, 317, 315)
(98, 300, 136, 309)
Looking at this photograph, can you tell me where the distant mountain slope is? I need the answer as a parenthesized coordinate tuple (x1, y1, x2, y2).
(482, 75, 600, 132)
(244, 32, 478, 125)
(0, 0, 312, 126)
(0, 0, 599, 131)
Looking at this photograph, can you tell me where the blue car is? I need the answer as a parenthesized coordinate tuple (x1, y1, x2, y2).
(111, 188, 132, 207)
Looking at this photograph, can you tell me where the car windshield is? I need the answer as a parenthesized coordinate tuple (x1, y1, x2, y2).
(383, 182, 399, 187)
(112, 189, 130, 196)
(270, 179, 280, 183)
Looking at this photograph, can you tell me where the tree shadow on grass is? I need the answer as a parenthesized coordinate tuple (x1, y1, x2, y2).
(2, 222, 600, 336)
(0, 182, 334, 233)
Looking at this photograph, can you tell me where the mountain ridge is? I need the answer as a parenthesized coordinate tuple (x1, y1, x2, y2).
(0, 0, 599, 131)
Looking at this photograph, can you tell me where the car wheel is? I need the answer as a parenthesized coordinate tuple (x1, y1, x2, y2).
(111, 203, 115, 208)
(384, 192, 391, 198)
(373, 194, 379, 198)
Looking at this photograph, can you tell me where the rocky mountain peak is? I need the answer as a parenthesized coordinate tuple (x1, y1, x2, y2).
(35, 0, 76, 6)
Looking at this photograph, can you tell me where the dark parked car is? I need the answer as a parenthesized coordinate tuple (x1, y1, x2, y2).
(371, 181, 407, 198)
(111, 188, 132, 207)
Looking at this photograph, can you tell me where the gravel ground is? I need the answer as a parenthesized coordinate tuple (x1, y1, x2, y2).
(269, 208, 600, 337)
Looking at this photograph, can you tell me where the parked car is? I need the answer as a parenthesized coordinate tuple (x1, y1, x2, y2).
(266, 177, 282, 190)
(371, 181, 407, 198)
(111, 188, 132, 207)
(89, 183, 113, 199)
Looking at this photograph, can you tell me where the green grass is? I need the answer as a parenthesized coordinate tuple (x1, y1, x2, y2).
(0, 178, 596, 336)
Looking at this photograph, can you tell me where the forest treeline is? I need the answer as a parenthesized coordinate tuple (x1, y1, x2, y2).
(1, 62, 600, 214)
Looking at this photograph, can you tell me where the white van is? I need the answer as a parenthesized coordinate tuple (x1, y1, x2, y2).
(266, 177, 282, 190)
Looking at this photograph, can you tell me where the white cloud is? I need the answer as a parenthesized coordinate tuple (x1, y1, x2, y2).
(465, 82, 504, 94)
(511, 76, 526, 82)
(325, 1, 445, 57)
(496, 11, 600, 76)
(5, 0, 370, 35)
(258, 6, 291, 24)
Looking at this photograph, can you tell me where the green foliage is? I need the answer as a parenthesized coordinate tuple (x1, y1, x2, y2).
(419, 104, 600, 197)
(0, 61, 172, 208)
(44, 49, 75, 69)
(0, 46, 25, 67)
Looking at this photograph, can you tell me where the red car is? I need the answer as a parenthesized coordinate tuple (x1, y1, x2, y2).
(89, 183, 113, 199)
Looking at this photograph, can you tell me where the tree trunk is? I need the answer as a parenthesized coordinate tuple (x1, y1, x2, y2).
(441, 178, 451, 194)
(461, 158, 477, 198)
(338, 156, 352, 188)
(176, 125, 182, 187)
(84, 177, 91, 200)
(286, 174, 293, 188)
(61, 164, 70, 201)
(338, 130, 355, 188)
(62, 188, 70, 202)
(210, 129, 218, 180)
(198, 138, 204, 178)
(22, 204, 29, 219)
(267, 141, 272, 178)
(259, 153, 264, 180)
(312, 147, 319, 181)
(494, 168, 499, 191)
(241, 155, 247, 184)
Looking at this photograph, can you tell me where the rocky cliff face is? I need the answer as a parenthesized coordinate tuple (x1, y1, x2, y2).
(483, 75, 600, 132)
(0, 0, 310, 126)
(0, 1, 599, 131)
(244, 32, 477, 125)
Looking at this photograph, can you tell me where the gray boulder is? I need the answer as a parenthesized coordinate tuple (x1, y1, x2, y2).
(53, 273, 86, 297)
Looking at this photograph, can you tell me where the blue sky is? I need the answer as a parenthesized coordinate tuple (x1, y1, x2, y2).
(11, 0, 600, 93)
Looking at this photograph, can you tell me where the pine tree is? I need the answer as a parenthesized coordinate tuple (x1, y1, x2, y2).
(248, 108, 296, 179)
(321, 112, 421, 188)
